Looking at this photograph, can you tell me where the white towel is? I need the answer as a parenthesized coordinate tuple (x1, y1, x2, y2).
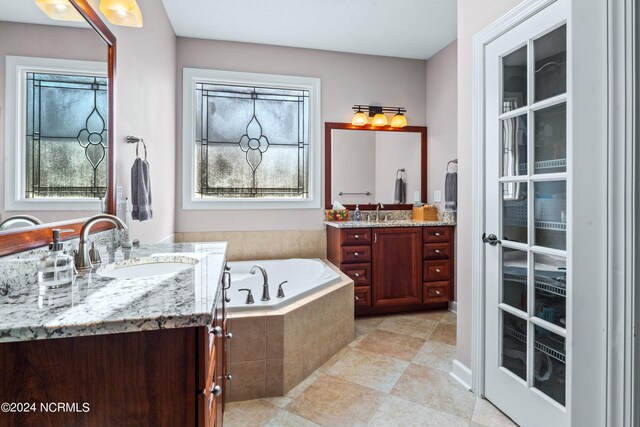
(131, 157, 152, 221)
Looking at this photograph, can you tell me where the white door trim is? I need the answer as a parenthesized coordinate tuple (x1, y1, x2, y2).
(470, 0, 558, 399)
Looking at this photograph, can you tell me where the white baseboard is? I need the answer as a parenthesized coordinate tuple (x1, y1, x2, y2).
(450, 359, 472, 391)
(158, 234, 176, 244)
(448, 300, 457, 314)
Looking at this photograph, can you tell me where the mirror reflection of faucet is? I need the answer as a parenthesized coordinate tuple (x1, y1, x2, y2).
(0, 215, 43, 231)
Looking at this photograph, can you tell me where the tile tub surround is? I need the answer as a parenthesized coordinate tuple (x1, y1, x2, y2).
(227, 265, 355, 402)
(224, 311, 517, 427)
(0, 242, 227, 343)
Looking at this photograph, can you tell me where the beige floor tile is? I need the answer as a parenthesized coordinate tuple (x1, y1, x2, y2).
(261, 396, 292, 409)
(471, 398, 518, 426)
(355, 329, 425, 361)
(405, 309, 448, 322)
(264, 410, 321, 427)
(377, 315, 439, 339)
(391, 364, 476, 419)
(224, 400, 279, 427)
(441, 310, 457, 325)
(348, 333, 366, 348)
(355, 315, 386, 332)
(318, 346, 351, 372)
(325, 348, 409, 392)
(285, 370, 324, 399)
(368, 395, 468, 427)
(287, 375, 386, 427)
(429, 323, 457, 345)
(413, 340, 456, 372)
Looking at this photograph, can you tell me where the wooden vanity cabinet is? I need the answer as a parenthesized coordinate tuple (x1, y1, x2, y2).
(327, 225, 455, 315)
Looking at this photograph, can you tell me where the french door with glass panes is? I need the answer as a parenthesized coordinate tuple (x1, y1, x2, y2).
(484, 1, 571, 426)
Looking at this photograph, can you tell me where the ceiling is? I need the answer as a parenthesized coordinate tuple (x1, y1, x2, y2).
(161, 0, 457, 60)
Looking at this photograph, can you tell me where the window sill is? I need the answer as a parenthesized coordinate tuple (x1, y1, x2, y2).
(182, 197, 320, 210)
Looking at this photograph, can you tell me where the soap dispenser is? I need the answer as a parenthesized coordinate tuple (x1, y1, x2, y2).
(37, 229, 76, 288)
(353, 204, 362, 221)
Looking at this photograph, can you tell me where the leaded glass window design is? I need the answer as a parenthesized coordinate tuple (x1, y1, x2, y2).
(194, 83, 309, 199)
(25, 72, 108, 199)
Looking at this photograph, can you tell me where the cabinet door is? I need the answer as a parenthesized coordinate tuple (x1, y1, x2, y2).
(372, 227, 422, 307)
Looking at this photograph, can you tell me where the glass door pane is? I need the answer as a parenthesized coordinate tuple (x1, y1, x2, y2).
(533, 326, 566, 405)
(502, 311, 528, 381)
(534, 25, 567, 102)
(533, 254, 566, 328)
(503, 45, 528, 113)
(503, 248, 528, 312)
(534, 103, 566, 174)
(503, 182, 528, 244)
(534, 181, 566, 250)
(502, 115, 528, 176)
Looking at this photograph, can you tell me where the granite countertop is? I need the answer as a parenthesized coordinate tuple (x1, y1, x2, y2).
(0, 242, 227, 343)
(324, 219, 456, 228)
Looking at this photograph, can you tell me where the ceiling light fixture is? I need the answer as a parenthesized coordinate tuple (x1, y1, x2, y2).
(35, 0, 84, 22)
(99, 0, 143, 27)
(351, 105, 407, 128)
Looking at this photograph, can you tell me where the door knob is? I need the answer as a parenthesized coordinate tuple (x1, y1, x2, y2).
(482, 233, 502, 246)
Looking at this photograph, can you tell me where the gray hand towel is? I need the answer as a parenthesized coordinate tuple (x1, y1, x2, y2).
(131, 157, 152, 221)
(445, 172, 457, 211)
(394, 177, 406, 204)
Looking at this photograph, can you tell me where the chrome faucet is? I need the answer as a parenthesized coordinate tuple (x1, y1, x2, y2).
(375, 203, 385, 222)
(75, 214, 128, 270)
(0, 215, 42, 231)
(250, 265, 270, 301)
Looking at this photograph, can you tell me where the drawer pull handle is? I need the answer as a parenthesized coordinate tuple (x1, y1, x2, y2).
(355, 295, 361, 301)
(354, 252, 359, 256)
(435, 268, 441, 273)
(435, 232, 441, 236)
(354, 273, 360, 277)
(354, 235, 359, 239)
(435, 290, 441, 295)
(434, 249, 440, 253)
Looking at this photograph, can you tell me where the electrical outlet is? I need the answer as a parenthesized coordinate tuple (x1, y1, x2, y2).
(434, 190, 442, 203)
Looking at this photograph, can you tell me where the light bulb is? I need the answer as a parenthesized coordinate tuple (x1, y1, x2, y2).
(351, 110, 368, 126)
(390, 113, 408, 128)
(372, 113, 388, 127)
(36, 0, 84, 22)
(99, 0, 143, 27)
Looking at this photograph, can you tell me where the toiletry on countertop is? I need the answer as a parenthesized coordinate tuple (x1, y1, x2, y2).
(413, 205, 438, 221)
(353, 204, 362, 221)
(37, 229, 76, 288)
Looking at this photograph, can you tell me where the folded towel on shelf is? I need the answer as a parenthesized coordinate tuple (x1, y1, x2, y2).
(445, 171, 457, 211)
(131, 157, 152, 221)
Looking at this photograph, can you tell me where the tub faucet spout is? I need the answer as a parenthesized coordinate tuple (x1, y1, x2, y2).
(250, 264, 270, 301)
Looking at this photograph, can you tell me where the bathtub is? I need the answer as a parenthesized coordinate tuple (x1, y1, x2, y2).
(224, 258, 354, 401)
(226, 258, 340, 312)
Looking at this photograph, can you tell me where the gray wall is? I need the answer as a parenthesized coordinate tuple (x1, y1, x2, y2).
(175, 38, 428, 232)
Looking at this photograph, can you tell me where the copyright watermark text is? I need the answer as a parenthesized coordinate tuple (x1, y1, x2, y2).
(1, 402, 90, 413)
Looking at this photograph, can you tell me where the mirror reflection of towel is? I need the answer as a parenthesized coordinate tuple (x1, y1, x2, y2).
(131, 157, 152, 221)
(394, 177, 405, 204)
(445, 172, 457, 211)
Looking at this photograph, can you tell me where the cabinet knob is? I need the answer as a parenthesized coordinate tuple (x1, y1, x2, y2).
(210, 326, 223, 337)
(435, 232, 441, 236)
(211, 384, 222, 396)
(354, 252, 359, 257)
(435, 290, 441, 295)
(225, 332, 233, 339)
(354, 273, 360, 277)
(355, 295, 361, 301)
(434, 249, 440, 253)
(225, 374, 233, 381)
(354, 235, 359, 239)
(435, 268, 441, 273)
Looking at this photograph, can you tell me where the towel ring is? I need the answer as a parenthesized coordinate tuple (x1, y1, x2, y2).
(447, 159, 458, 172)
(396, 168, 405, 179)
(126, 135, 147, 160)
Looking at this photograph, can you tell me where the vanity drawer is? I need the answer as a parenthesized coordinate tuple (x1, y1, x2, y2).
(341, 228, 372, 245)
(341, 245, 371, 263)
(423, 281, 450, 303)
(354, 286, 371, 306)
(423, 243, 451, 260)
(423, 227, 451, 243)
(423, 260, 451, 281)
(341, 263, 371, 286)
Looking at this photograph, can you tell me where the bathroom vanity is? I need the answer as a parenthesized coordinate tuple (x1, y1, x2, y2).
(0, 243, 229, 427)
(326, 220, 455, 315)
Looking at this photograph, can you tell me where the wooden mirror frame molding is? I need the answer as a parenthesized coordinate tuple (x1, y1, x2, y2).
(0, 0, 117, 256)
(324, 122, 427, 210)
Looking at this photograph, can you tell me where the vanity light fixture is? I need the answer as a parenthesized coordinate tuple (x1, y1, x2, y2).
(351, 105, 407, 127)
(99, 0, 143, 27)
(35, 0, 84, 22)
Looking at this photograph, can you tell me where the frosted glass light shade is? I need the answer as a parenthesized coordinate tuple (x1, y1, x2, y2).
(372, 113, 388, 127)
(100, 0, 143, 27)
(36, 0, 84, 22)
(351, 111, 368, 126)
(390, 113, 408, 128)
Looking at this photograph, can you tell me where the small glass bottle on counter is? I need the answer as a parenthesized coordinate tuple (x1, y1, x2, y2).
(37, 229, 76, 288)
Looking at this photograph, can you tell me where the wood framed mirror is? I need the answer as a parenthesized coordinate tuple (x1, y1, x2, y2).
(325, 122, 427, 210)
(0, 0, 116, 256)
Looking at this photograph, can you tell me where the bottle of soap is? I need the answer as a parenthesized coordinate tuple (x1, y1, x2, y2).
(353, 204, 362, 221)
(37, 229, 76, 288)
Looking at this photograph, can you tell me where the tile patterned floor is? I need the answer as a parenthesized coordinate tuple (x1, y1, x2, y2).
(225, 310, 517, 427)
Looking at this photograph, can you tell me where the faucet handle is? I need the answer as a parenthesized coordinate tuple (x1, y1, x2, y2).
(238, 288, 254, 305)
(89, 238, 111, 265)
(277, 281, 288, 298)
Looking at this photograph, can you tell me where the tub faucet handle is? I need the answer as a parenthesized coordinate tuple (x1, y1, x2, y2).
(238, 288, 254, 305)
(277, 281, 288, 298)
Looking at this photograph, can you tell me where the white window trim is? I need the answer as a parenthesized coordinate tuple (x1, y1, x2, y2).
(182, 68, 321, 210)
(4, 56, 107, 211)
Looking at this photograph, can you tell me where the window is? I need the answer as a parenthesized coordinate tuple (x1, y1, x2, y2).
(182, 69, 321, 209)
(5, 56, 108, 211)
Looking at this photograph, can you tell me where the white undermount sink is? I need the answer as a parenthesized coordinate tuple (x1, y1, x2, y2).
(96, 256, 199, 279)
